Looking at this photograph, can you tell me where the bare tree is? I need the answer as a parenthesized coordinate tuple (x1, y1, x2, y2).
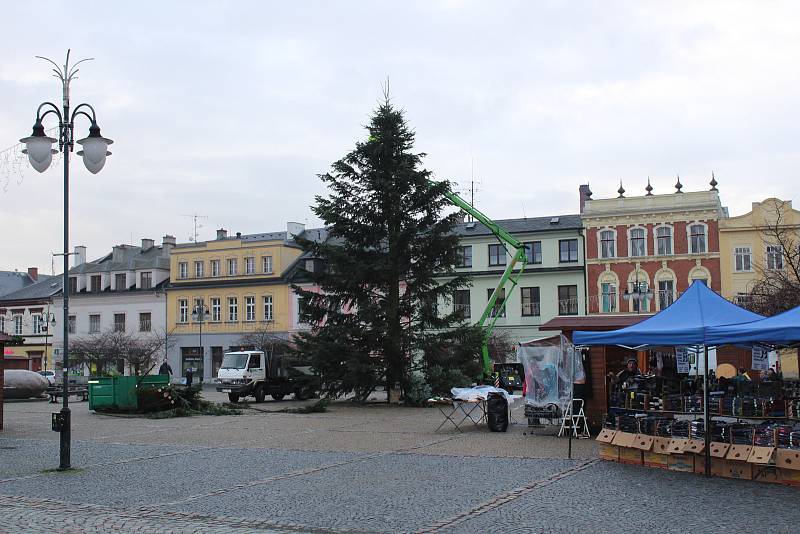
(70, 328, 175, 376)
(487, 329, 516, 363)
(742, 199, 800, 316)
(236, 322, 291, 360)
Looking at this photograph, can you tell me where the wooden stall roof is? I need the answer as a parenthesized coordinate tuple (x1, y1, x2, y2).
(540, 314, 653, 333)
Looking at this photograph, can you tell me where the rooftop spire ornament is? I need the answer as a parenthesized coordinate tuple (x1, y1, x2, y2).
(617, 181, 625, 198)
(675, 174, 683, 194)
(585, 182, 592, 199)
(645, 177, 653, 196)
(710, 172, 718, 192)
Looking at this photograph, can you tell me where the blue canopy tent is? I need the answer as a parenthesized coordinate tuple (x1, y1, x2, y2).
(572, 280, 763, 476)
(706, 304, 800, 347)
(573, 281, 763, 347)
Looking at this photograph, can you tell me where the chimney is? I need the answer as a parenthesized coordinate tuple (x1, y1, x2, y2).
(287, 222, 305, 239)
(112, 245, 126, 263)
(579, 184, 592, 213)
(216, 228, 228, 240)
(27, 267, 38, 281)
(161, 235, 176, 256)
(74, 246, 87, 267)
(141, 238, 155, 251)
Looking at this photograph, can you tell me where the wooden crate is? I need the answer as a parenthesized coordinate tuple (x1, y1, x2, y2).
(631, 434, 654, 451)
(611, 431, 636, 448)
(775, 448, 800, 471)
(652, 437, 672, 455)
(668, 438, 689, 455)
(724, 460, 753, 480)
(709, 442, 730, 458)
(599, 442, 619, 461)
(596, 428, 616, 444)
(668, 453, 695, 473)
(618, 447, 643, 465)
(643, 451, 669, 469)
(778, 468, 800, 486)
(725, 444, 752, 462)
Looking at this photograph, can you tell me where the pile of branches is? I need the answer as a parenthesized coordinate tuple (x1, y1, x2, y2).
(97, 384, 241, 418)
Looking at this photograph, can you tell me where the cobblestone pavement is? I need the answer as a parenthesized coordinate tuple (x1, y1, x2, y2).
(1, 398, 798, 533)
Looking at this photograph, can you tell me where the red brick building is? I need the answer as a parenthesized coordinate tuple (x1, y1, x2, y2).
(580, 180, 726, 314)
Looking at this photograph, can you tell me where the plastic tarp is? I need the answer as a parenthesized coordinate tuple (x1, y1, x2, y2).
(572, 281, 763, 347)
(706, 304, 800, 346)
(517, 335, 582, 410)
(450, 386, 519, 402)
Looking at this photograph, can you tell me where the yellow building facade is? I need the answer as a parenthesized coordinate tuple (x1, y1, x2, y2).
(719, 198, 800, 301)
(166, 226, 308, 379)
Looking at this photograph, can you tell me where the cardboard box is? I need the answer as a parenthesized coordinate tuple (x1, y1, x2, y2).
(599, 442, 619, 461)
(652, 437, 672, 455)
(710, 457, 729, 477)
(775, 448, 800, 471)
(668, 453, 695, 473)
(709, 442, 730, 458)
(726, 444, 752, 462)
(685, 439, 705, 454)
(668, 438, 689, 454)
(643, 450, 669, 469)
(747, 446, 775, 465)
(751, 465, 782, 484)
(611, 431, 636, 448)
(618, 447, 643, 465)
(631, 434, 654, 451)
(778, 467, 800, 486)
(692, 454, 710, 474)
(725, 460, 753, 480)
(596, 428, 616, 443)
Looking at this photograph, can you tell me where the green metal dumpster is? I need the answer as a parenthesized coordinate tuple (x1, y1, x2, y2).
(88, 375, 170, 411)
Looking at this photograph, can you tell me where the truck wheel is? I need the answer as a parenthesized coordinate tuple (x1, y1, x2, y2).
(254, 385, 266, 403)
(295, 389, 307, 401)
(228, 393, 240, 403)
(271, 393, 285, 401)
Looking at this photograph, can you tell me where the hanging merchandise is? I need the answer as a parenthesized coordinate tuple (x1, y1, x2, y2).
(518, 335, 581, 419)
(676, 346, 691, 374)
(752, 345, 769, 371)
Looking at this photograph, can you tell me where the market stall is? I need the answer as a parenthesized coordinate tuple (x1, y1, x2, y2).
(572, 281, 800, 481)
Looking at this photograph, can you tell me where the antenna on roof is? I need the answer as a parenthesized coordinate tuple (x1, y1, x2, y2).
(181, 213, 208, 242)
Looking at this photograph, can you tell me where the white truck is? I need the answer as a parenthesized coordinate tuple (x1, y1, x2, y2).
(215, 350, 319, 403)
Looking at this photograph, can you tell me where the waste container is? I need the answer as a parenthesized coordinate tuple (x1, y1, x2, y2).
(88, 375, 170, 411)
(487, 392, 509, 432)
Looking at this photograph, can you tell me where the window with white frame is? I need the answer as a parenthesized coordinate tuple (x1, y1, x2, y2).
(488, 244, 506, 266)
(453, 289, 471, 318)
(689, 224, 707, 254)
(194, 261, 204, 278)
(629, 227, 646, 257)
(227, 258, 238, 276)
(0, 316, 5, 334)
(33, 314, 43, 334)
(211, 260, 220, 277)
(210, 297, 221, 322)
(263, 295, 273, 321)
(456, 246, 473, 268)
(601, 283, 616, 313)
(245, 296, 256, 321)
(228, 297, 238, 321)
(656, 226, 673, 255)
(262, 255, 273, 274)
(68, 315, 76, 334)
(89, 314, 101, 333)
(245, 257, 255, 275)
(524, 242, 542, 264)
(521, 287, 540, 316)
(139, 312, 152, 332)
(600, 230, 615, 258)
(559, 239, 579, 263)
(140, 271, 152, 289)
(487, 288, 506, 318)
(178, 262, 188, 279)
(178, 299, 188, 323)
(13, 315, 23, 335)
(658, 279, 675, 309)
(767, 245, 784, 270)
(114, 313, 126, 332)
(734, 246, 752, 272)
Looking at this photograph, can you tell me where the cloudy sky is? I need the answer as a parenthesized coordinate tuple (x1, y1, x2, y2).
(2, 1, 799, 274)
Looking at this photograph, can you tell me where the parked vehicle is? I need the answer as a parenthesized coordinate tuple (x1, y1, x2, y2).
(38, 370, 56, 386)
(215, 350, 320, 403)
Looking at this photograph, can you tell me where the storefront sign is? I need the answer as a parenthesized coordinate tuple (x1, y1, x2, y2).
(676, 347, 690, 374)
(751, 345, 769, 371)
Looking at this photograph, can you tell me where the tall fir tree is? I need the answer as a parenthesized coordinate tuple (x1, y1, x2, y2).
(294, 96, 481, 401)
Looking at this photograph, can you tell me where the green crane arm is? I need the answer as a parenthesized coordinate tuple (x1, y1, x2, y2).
(444, 190, 527, 378)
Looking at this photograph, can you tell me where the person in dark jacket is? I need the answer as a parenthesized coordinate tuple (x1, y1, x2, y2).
(158, 360, 173, 376)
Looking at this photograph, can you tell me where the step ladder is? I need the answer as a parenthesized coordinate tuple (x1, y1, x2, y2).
(558, 398, 590, 438)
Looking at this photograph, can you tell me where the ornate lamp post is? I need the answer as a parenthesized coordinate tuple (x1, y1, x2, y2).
(20, 50, 113, 470)
(622, 269, 653, 314)
(192, 301, 209, 379)
(41, 310, 57, 372)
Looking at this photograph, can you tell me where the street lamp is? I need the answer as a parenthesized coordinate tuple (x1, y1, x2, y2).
(192, 301, 209, 379)
(40, 311, 57, 372)
(20, 50, 113, 470)
(622, 269, 653, 314)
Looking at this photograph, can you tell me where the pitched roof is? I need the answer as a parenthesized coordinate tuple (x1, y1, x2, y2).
(0, 271, 38, 297)
(452, 214, 583, 237)
(70, 245, 170, 275)
(0, 275, 62, 303)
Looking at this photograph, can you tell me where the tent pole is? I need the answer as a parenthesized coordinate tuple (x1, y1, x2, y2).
(703, 345, 711, 476)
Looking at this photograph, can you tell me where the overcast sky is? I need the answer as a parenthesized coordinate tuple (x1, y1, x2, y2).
(2, 1, 799, 274)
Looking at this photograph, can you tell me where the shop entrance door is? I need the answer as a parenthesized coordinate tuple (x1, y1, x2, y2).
(211, 346, 223, 378)
(181, 346, 204, 378)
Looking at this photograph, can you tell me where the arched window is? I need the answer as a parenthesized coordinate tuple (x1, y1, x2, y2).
(625, 269, 651, 312)
(598, 271, 619, 313)
(688, 265, 712, 286)
(599, 229, 616, 258)
(655, 268, 676, 310)
(655, 225, 673, 255)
